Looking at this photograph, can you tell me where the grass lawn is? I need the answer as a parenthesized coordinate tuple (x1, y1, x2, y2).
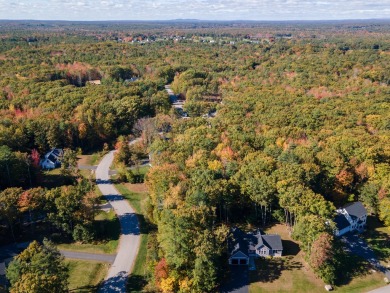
(249, 224, 324, 293)
(115, 184, 150, 293)
(249, 224, 386, 293)
(334, 272, 384, 293)
(133, 165, 150, 176)
(364, 216, 390, 267)
(67, 259, 108, 293)
(57, 210, 120, 254)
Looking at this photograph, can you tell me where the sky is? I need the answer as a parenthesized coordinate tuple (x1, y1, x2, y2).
(0, 0, 390, 21)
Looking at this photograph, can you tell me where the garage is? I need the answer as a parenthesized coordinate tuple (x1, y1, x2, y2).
(229, 251, 249, 265)
(230, 257, 248, 265)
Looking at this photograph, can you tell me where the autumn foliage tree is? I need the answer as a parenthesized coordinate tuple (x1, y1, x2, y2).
(6, 240, 69, 293)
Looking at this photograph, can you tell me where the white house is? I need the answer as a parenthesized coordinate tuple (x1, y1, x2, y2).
(335, 202, 367, 236)
(228, 228, 283, 265)
(40, 148, 63, 170)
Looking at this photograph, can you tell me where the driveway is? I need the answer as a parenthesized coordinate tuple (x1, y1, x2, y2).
(220, 266, 249, 293)
(96, 150, 141, 293)
(342, 234, 390, 279)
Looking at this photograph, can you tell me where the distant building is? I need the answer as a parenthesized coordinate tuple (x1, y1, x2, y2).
(86, 80, 101, 85)
(228, 227, 283, 265)
(334, 202, 367, 236)
(40, 148, 63, 170)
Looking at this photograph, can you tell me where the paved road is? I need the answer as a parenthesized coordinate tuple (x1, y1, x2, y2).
(96, 150, 140, 293)
(367, 284, 390, 293)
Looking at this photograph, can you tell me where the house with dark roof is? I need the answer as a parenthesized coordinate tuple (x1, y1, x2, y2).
(40, 148, 63, 170)
(228, 227, 283, 265)
(335, 202, 367, 236)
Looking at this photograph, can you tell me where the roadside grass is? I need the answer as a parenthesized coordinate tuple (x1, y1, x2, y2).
(364, 216, 390, 266)
(115, 184, 147, 214)
(114, 184, 150, 293)
(57, 210, 120, 254)
(111, 165, 150, 183)
(79, 169, 94, 179)
(95, 185, 104, 198)
(67, 259, 108, 292)
(249, 223, 385, 293)
(78, 152, 104, 166)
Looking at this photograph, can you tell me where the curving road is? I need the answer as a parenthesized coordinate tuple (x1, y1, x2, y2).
(96, 150, 140, 293)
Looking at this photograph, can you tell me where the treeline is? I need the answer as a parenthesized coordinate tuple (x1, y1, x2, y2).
(0, 178, 98, 244)
(144, 33, 390, 290)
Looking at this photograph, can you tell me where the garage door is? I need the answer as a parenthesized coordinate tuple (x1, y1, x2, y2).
(231, 258, 248, 265)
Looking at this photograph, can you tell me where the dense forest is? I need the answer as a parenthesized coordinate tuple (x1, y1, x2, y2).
(0, 20, 389, 292)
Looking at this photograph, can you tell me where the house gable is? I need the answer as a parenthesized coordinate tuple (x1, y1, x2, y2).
(334, 201, 367, 236)
(230, 251, 249, 259)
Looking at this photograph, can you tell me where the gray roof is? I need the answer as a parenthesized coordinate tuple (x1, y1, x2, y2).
(335, 214, 350, 231)
(261, 235, 283, 251)
(228, 227, 250, 257)
(343, 202, 367, 219)
(228, 228, 283, 255)
(229, 228, 263, 256)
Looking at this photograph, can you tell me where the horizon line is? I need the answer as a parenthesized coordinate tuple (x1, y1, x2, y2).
(1, 18, 390, 23)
